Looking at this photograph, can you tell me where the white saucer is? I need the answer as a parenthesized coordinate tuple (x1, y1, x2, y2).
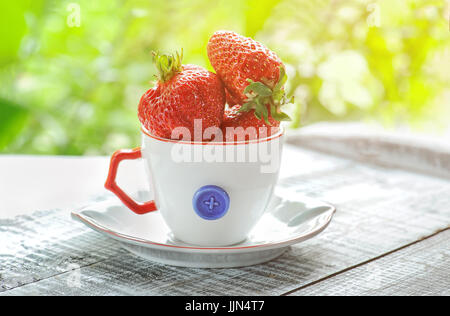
(71, 190, 336, 268)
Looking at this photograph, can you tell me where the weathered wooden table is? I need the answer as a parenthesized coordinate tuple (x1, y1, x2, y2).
(1, 124, 449, 296)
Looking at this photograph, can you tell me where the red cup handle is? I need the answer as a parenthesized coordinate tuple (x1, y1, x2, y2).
(104, 147, 157, 215)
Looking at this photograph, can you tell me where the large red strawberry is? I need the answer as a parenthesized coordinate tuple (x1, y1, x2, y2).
(138, 50, 226, 140)
(207, 31, 291, 129)
(221, 104, 280, 141)
(225, 88, 240, 107)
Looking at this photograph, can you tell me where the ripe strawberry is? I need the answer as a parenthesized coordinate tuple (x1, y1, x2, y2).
(138, 50, 226, 140)
(207, 31, 291, 128)
(225, 88, 240, 107)
(221, 104, 280, 141)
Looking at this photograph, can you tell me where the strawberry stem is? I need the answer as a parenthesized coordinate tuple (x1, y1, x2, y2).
(152, 49, 183, 83)
(239, 66, 292, 122)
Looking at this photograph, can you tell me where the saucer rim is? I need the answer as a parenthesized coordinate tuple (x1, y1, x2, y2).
(71, 199, 336, 254)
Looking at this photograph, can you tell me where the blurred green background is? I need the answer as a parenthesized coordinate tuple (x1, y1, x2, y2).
(0, 0, 449, 155)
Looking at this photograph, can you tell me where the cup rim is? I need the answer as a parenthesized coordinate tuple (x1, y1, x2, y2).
(141, 125, 284, 145)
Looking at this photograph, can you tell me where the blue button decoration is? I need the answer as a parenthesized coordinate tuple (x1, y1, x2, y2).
(192, 185, 230, 220)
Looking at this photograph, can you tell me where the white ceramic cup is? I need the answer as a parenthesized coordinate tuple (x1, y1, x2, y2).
(105, 127, 284, 246)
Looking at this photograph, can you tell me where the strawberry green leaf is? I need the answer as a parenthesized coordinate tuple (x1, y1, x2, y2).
(259, 102, 270, 125)
(254, 108, 262, 120)
(238, 102, 254, 113)
(271, 110, 291, 121)
(273, 66, 287, 92)
(273, 88, 284, 103)
(240, 65, 293, 123)
(244, 81, 273, 97)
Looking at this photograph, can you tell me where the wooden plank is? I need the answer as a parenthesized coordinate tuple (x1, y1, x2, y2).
(0, 208, 122, 292)
(1, 148, 450, 295)
(287, 123, 450, 179)
(288, 229, 450, 296)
